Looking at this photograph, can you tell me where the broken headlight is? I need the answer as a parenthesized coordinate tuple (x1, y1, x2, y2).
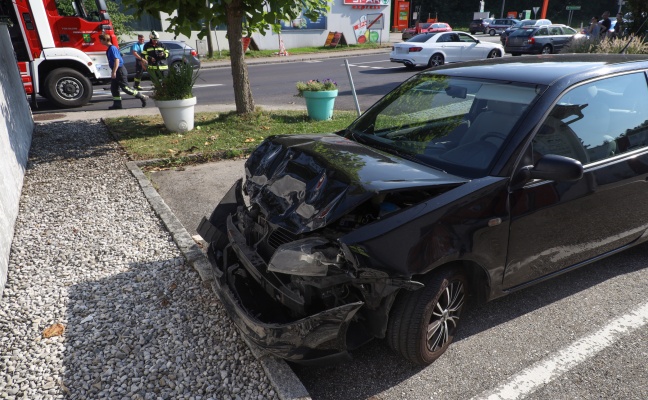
(267, 238, 343, 277)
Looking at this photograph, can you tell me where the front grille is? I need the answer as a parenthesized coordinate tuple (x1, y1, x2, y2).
(267, 225, 298, 249)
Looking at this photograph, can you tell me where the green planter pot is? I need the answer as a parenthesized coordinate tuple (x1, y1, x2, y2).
(302, 90, 338, 121)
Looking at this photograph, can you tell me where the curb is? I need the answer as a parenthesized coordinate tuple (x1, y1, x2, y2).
(124, 159, 312, 400)
(198, 47, 392, 69)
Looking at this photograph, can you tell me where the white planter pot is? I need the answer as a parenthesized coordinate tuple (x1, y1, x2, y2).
(154, 97, 197, 132)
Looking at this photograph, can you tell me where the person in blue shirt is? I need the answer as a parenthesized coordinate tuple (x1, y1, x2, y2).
(99, 33, 148, 110)
(131, 34, 147, 90)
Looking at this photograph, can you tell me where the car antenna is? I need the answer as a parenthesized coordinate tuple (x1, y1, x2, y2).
(619, 13, 648, 54)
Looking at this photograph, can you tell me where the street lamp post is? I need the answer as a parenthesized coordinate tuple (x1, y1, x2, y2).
(500, 0, 506, 18)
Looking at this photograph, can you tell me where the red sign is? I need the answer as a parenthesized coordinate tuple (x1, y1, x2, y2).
(344, 0, 386, 4)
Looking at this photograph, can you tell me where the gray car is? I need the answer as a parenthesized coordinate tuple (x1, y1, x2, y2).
(505, 24, 584, 55)
(119, 40, 201, 79)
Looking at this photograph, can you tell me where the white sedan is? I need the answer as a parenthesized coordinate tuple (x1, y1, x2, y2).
(390, 31, 504, 69)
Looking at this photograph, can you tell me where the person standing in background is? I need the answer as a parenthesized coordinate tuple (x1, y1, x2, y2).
(613, 12, 626, 38)
(99, 33, 148, 110)
(131, 34, 147, 91)
(600, 11, 612, 37)
(585, 16, 601, 38)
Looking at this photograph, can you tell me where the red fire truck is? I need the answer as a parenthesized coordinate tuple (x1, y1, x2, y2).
(2, 0, 117, 108)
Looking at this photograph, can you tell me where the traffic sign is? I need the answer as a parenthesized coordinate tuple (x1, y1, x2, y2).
(566, 5, 581, 10)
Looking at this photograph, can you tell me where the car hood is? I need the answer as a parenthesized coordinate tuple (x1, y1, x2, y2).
(244, 134, 468, 234)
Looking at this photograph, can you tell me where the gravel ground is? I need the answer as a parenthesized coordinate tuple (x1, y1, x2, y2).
(0, 121, 279, 400)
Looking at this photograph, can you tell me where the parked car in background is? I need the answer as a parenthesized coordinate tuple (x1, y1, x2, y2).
(505, 24, 584, 55)
(402, 22, 452, 40)
(469, 18, 493, 34)
(486, 18, 519, 36)
(199, 53, 648, 366)
(500, 19, 552, 45)
(119, 40, 201, 79)
(391, 31, 503, 68)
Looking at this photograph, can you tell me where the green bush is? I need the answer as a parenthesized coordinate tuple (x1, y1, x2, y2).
(150, 60, 199, 101)
(561, 35, 648, 54)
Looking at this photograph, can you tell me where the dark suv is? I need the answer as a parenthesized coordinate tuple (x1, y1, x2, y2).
(469, 18, 492, 34)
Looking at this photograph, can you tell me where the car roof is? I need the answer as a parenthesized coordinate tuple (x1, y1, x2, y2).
(420, 54, 648, 86)
(120, 40, 191, 47)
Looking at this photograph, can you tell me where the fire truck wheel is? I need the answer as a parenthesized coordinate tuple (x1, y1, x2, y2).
(43, 68, 93, 108)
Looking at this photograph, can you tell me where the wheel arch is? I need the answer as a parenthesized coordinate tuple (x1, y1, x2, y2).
(37, 60, 94, 96)
(412, 260, 491, 306)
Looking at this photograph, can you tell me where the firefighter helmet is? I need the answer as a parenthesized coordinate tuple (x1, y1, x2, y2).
(150, 31, 160, 40)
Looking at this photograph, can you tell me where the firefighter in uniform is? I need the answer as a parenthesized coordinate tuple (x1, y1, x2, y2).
(142, 31, 169, 79)
(99, 33, 148, 110)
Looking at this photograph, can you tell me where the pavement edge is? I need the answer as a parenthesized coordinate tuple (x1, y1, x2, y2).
(125, 160, 312, 400)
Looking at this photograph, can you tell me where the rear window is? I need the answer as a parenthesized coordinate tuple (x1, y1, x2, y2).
(511, 28, 535, 37)
(407, 33, 439, 42)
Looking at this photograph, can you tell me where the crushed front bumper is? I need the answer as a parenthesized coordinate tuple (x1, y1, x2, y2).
(198, 180, 364, 364)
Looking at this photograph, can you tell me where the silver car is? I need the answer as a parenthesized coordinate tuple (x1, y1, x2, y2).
(119, 40, 201, 79)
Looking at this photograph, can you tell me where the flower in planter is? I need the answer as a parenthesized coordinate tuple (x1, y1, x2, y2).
(296, 79, 338, 97)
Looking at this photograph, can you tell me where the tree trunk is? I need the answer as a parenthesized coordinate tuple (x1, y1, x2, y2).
(226, 0, 255, 114)
(206, 20, 214, 58)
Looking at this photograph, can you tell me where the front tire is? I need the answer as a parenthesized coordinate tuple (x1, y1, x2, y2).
(427, 53, 445, 68)
(489, 29, 496, 36)
(43, 68, 93, 108)
(386, 268, 467, 365)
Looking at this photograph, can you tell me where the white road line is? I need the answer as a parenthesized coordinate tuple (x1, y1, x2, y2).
(472, 301, 648, 400)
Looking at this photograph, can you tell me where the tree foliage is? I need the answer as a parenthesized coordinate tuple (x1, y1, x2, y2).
(120, 0, 329, 115)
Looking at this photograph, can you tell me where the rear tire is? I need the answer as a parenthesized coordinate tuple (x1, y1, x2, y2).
(386, 268, 467, 365)
(427, 53, 445, 68)
(171, 61, 184, 73)
(43, 68, 93, 108)
(541, 44, 553, 54)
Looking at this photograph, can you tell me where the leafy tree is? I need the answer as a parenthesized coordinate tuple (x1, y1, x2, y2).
(105, 1, 134, 38)
(121, 0, 329, 115)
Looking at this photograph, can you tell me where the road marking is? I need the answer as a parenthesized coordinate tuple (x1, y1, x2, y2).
(303, 60, 323, 63)
(472, 301, 648, 400)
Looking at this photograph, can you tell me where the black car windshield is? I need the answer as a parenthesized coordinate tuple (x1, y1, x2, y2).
(347, 73, 543, 179)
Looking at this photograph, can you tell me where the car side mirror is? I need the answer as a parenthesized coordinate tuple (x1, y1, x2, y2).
(519, 154, 584, 182)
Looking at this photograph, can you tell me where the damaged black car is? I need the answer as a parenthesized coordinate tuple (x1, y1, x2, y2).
(199, 54, 648, 365)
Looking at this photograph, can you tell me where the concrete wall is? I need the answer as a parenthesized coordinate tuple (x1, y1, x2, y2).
(0, 23, 34, 298)
(120, 1, 391, 52)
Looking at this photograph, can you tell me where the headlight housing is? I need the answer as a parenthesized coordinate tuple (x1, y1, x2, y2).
(268, 238, 342, 276)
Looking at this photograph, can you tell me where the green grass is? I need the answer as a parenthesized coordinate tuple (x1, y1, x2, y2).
(105, 110, 357, 167)
(203, 42, 390, 61)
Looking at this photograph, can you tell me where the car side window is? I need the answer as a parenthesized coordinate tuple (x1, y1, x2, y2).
(438, 33, 451, 42)
(533, 73, 648, 164)
(165, 43, 181, 50)
(458, 33, 476, 43)
(537, 28, 548, 36)
(549, 27, 560, 35)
